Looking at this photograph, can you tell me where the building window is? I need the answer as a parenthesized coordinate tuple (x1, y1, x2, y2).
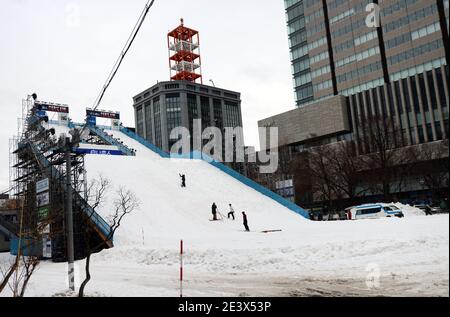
(187, 94, 198, 137)
(166, 93, 182, 149)
(136, 105, 144, 137)
(201, 97, 211, 132)
(153, 98, 162, 148)
(165, 83, 179, 90)
(213, 99, 223, 130)
(224, 101, 240, 128)
(145, 101, 153, 142)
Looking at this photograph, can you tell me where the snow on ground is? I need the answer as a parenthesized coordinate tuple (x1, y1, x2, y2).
(393, 203, 428, 217)
(1, 124, 448, 297)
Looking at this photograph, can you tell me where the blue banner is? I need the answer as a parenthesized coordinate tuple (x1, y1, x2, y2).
(73, 148, 124, 156)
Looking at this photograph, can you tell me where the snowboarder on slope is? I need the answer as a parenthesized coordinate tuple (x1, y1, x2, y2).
(242, 212, 250, 232)
(212, 203, 218, 221)
(179, 174, 186, 188)
(228, 204, 235, 220)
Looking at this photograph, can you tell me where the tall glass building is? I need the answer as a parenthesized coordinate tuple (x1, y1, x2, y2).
(285, 0, 449, 107)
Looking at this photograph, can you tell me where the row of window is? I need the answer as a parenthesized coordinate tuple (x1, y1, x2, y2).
(381, 0, 418, 17)
(305, 8, 323, 24)
(383, 3, 437, 33)
(330, 8, 355, 25)
(309, 50, 329, 65)
(308, 36, 327, 52)
(291, 44, 309, 60)
(284, 0, 302, 10)
(386, 21, 442, 50)
(306, 21, 325, 38)
(311, 64, 331, 79)
(337, 61, 382, 84)
(286, 2, 304, 23)
(289, 30, 307, 48)
(390, 58, 446, 82)
(296, 84, 314, 104)
(314, 79, 333, 93)
(387, 40, 443, 66)
(411, 22, 441, 41)
(340, 77, 385, 96)
(335, 46, 380, 68)
(288, 16, 305, 35)
(334, 30, 377, 54)
(352, 68, 449, 147)
(292, 56, 310, 75)
(331, 17, 366, 39)
(294, 71, 312, 87)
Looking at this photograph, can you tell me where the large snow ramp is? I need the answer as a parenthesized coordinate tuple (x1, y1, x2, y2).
(76, 125, 310, 247)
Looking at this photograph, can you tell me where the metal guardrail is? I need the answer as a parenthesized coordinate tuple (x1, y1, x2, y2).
(88, 125, 135, 156)
(0, 215, 18, 237)
(119, 127, 170, 158)
(26, 141, 113, 240)
(118, 128, 310, 219)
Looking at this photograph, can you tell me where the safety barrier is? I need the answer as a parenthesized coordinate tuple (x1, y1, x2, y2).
(87, 125, 135, 156)
(119, 127, 170, 158)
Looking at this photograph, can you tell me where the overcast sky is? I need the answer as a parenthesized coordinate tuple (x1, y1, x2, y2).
(0, 0, 295, 190)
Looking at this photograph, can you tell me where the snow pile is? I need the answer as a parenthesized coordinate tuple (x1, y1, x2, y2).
(393, 203, 426, 217)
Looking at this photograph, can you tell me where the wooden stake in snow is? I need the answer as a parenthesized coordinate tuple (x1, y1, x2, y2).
(180, 240, 183, 298)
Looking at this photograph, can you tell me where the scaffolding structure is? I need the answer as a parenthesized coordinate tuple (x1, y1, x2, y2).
(9, 96, 111, 262)
(168, 18, 203, 83)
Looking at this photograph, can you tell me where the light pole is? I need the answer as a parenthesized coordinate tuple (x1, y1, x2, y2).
(64, 137, 75, 292)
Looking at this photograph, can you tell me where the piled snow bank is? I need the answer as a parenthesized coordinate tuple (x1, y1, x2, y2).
(393, 203, 425, 217)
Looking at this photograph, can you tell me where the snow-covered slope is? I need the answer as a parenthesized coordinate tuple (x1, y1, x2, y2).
(84, 128, 307, 247)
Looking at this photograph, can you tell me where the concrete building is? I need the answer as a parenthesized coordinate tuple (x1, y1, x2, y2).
(132, 80, 244, 157)
(285, 0, 449, 106)
(257, 64, 449, 209)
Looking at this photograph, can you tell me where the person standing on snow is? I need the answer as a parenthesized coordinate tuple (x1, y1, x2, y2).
(179, 174, 186, 188)
(228, 204, 235, 220)
(242, 212, 250, 232)
(212, 203, 218, 221)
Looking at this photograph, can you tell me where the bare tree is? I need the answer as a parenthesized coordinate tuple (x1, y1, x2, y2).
(327, 141, 368, 205)
(78, 183, 139, 297)
(417, 139, 449, 203)
(358, 113, 416, 202)
(307, 146, 339, 209)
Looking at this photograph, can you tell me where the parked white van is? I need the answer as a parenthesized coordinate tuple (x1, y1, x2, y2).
(348, 204, 404, 220)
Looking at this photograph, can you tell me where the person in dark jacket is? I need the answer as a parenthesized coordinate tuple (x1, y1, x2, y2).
(212, 203, 218, 221)
(242, 212, 250, 232)
(179, 174, 186, 188)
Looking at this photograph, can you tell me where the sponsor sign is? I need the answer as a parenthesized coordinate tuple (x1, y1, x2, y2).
(36, 192, 50, 207)
(36, 102, 69, 114)
(36, 178, 49, 194)
(38, 207, 50, 221)
(87, 115, 97, 126)
(73, 148, 124, 156)
(86, 109, 120, 120)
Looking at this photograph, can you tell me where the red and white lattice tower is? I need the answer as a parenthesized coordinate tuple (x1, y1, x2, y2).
(168, 18, 202, 84)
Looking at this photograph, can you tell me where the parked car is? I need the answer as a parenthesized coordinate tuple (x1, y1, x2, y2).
(347, 203, 404, 220)
(414, 204, 441, 215)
